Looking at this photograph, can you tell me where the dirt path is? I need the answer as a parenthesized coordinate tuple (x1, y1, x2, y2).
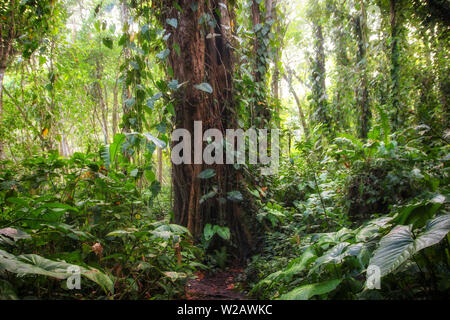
(185, 268, 248, 300)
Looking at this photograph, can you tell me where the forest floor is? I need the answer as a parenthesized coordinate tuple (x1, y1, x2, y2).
(185, 268, 248, 300)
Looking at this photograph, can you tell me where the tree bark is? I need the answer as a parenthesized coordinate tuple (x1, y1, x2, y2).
(390, 0, 402, 130)
(112, 75, 120, 138)
(270, 1, 280, 128)
(355, 2, 370, 139)
(251, 0, 271, 127)
(0, 67, 5, 160)
(283, 72, 308, 136)
(157, 146, 163, 183)
(120, 0, 131, 133)
(159, 0, 256, 258)
(311, 23, 328, 127)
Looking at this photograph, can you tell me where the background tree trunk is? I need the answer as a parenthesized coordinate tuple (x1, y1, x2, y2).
(251, 0, 271, 127)
(0, 67, 5, 160)
(311, 23, 329, 127)
(283, 72, 308, 136)
(355, 2, 370, 139)
(120, 0, 131, 133)
(390, 0, 403, 130)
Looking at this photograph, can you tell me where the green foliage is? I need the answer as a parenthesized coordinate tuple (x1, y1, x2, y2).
(246, 127, 449, 300)
(0, 151, 204, 299)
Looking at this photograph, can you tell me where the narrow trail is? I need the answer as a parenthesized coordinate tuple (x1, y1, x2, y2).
(185, 268, 248, 300)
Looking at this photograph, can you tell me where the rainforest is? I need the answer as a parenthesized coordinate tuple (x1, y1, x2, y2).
(0, 0, 449, 301)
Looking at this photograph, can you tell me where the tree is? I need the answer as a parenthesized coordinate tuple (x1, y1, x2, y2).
(120, 0, 132, 134)
(354, 0, 371, 139)
(251, 0, 273, 127)
(310, 22, 329, 127)
(0, 0, 54, 159)
(305, 0, 329, 129)
(156, 0, 255, 257)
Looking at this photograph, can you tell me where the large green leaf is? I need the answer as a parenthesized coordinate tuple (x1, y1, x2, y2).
(355, 217, 392, 242)
(109, 133, 126, 168)
(368, 214, 450, 279)
(216, 226, 230, 241)
(0, 250, 114, 294)
(368, 225, 415, 277)
(309, 242, 361, 274)
(279, 278, 343, 300)
(415, 214, 450, 251)
(40, 222, 93, 240)
(203, 224, 215, 241)
(82, 268, 115, 294)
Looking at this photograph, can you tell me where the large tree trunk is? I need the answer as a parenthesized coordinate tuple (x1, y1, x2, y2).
(160, 0, 255, 258)
(355, 2, 371, 139)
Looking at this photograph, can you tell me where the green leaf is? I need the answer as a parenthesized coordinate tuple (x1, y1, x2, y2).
(166, 18, 178, 28)
(0, 228, 31, 242)
(167, 224, 191, 236)
(82, 268, 114, 294)
(368, 214, 450, 281)
(168, 79, 179, 90)
(106, 228, 138, 237)
(394, 198, 443, 229)
(415, 214, 450, 251)
(100, 145, 111, 169)
(279, 279, 343, 300)
(130, 168, 139, 177)
(125, 98, 136, 108)
(40, 222, 92, 240)
(227, 191, 243, 202)
(142, 132, 166, 149)
(216, 226, 230, 241)
(200, 190, 217, 204)
(203, 224, 215, 241)
(368, 225, 415, 277)
(44, 202, 79, 212)
(164, 271, 187, 281)
(281, 248, 317, 281)
(109, 133, 126, 168)
(194, 82, 213, 94)
(0, 280, 18, 300)
(190, 2, 199, 12)
(198, 169, 216, 179)
(102, 37, 114, 49)
(156, 49, 170, 60)
(150, 180, 161, 196)
(145, 170, 156, 182)
(0, 250, 114, 294)
(309, 242, 351, 274)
